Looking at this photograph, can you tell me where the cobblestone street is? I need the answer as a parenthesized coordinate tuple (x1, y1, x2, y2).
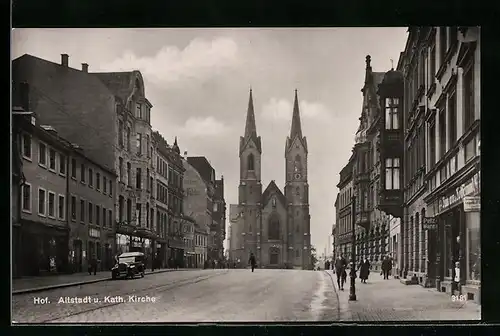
(325, 270, 481, 321)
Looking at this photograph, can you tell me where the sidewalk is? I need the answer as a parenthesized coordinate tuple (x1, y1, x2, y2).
(12, 268, 191, 295)
(325, 270, 481, 321)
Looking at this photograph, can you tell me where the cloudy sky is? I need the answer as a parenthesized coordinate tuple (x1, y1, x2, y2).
(12, 28, 408, 257)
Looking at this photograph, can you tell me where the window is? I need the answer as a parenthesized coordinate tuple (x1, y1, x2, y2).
(149, 176, 153, 195)
(71, 196, 76, 220)
(448, 90, 457, 146)
(127, 163, 132, 186)
(49, 148, 56, 170)
(439, 104, 447, 157)
(247, 153, 254, 171)
(439, 27, 447, 65)
(103, 207, 107, 227)
(109, 180, 113, 196)
(118, 120, 124, 147)
(88, 168, 94, 187)
(146, 135, 150, 157)
(89, 202, 93, 223)
(146, 203, 150, 228)
(118, 196, 124, 222)
(136, 103, 141, 118)
(80, 163, 86, 182)
(96, 172, 101, 190)
(385, 158, 400, 190)
(385, 98, 399, 129)
(38, 142, 47, 166)
(136, 168, 142, 189)
(136, 133, 142, 155)
(59, 154, 66, 175)
(22, 183, 31, 212)
(71, 158, 77, 178)
(363, 190, 368, 211)
(38, 188, 46, 216)
(96, 205, 101, 225)
(429, 43, 436, 82)
(127, 199, 133, 223)
(146, 169, 150, 192)
(136, 203, 142, 226)
(80, 199, 85, 222)
(463, 60, 475, 131)
(295, 249, 300, 258)
(48, 192, 55, 218)
(428, 118, 436, 168)
(119, 157, 123, 182)
(22, 133, 32, 159)
(108, 210, 113, 228)
(126, 127, 131, 151)
(58, 195, 65, 220)
(104, 176, 107, 194)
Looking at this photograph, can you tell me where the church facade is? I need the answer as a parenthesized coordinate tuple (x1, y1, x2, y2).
(229, 89, 311, 270)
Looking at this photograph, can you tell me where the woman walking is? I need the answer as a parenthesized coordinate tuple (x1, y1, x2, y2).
(358, 258, 371, 283)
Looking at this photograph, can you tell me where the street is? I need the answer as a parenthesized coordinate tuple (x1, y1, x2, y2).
(12, 269, 480, 323)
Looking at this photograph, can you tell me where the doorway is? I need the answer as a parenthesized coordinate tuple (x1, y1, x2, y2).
(73, 240, 82, 273)
(269, 248, 279, 265)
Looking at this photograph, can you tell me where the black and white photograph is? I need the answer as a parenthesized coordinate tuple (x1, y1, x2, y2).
(11, 27, 481, 323)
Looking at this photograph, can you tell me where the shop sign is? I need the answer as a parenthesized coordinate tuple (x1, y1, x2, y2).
(422, 217, 437, 230)
(438, 173, 480, 213)
(463, 196, 480, 212)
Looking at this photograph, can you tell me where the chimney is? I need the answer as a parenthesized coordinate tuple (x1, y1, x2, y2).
(81, 63, 89, 73)
(61, 54, 69, 67)
(183, 151, 188, 160)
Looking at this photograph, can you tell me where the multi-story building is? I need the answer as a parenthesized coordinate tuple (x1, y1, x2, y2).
(151, 131, 186, 268)
(183, 156, 213, 266)
(213, 177, 227, 260)
(186, 156, 218, 261)
(13, 86, 116, 276)
(335, 56, 404, 271)
(399, 26, 481, 303)
(334, 157, 354, 261)
(331, 223, 336, 261)
(12, 54, 157, 268)
(194, 225, 208, 268)
(182, 216, 196, 268)
(68, 143, 116, 273)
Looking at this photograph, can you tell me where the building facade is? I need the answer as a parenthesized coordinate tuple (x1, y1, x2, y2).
(194, 226, 208, 268)
(213, 178, 227, 261)
(398, 27, 481, 303)
(334, 158, 354, 261)
(230, 89, 312, 270)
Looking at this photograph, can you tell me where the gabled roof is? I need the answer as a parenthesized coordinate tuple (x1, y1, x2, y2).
(262, 180, 286, 207)
(240, 89, 262, 154)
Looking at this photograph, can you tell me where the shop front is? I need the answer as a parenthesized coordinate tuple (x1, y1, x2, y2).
(427, 169, 480, 302)
(20, 220, 69, 276)
(88, 227, 102, 271)
(155, 240, 167, 268)
(168, 237, 185, 268)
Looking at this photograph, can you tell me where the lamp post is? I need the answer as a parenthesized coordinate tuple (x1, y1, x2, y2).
(349, 195, 357, 301)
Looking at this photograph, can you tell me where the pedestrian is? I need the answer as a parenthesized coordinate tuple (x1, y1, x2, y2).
(248, 253, 257, 272)
(325, 260, 330, 271)
(358, 258, 371, 283)
(334, 254, 347, 290)
(452, 261, 460, 297)
(89, 254, 97, 275)
(381, 255, 391, 279)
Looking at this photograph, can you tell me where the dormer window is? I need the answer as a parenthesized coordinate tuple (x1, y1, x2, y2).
(385, 98, 399, 130)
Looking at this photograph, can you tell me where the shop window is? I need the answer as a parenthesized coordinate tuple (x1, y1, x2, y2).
(466, 212, 481, 281)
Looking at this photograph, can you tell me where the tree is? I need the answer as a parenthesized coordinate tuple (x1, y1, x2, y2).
(310, 246, 318, 269)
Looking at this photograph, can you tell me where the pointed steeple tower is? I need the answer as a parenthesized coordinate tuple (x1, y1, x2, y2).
(244, 88, 257, 139)
(290, 89, 303, 140)
(240, 88, 261, 154)
(172, 136, 180, 154)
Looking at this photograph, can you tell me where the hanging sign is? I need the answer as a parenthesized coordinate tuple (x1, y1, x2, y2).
(463, 196, 480, 212)
(422, 217, 437, 230)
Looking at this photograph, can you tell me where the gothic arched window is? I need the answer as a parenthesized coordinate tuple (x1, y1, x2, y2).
(268, 215, 280, 240)
(294, 154, 301, 172)
(272, 197, 276, 207)
(247, 153, 255, 171)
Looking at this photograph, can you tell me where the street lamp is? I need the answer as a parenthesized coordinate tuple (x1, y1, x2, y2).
(349, 195, 357, 301)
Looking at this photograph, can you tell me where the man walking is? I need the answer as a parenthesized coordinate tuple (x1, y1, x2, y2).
(248, 253, 257, 272)
(334, 254, 347, 290)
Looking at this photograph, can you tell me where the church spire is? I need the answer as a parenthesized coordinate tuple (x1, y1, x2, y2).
(244, 88, 257, 138)
(290, 89, 303, 139)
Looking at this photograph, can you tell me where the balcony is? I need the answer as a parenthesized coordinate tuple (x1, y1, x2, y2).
(355, 210, 370, 230)
(377, 189, 403, 218)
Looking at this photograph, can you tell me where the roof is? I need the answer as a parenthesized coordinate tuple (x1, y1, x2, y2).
(90, 71, 134, 103)
(241, 89, 262, 154)
(262, 180, 286, 207)
(187, 156, 215, 184)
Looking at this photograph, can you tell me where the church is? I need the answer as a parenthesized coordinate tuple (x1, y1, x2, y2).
(228, 89, 312, 270)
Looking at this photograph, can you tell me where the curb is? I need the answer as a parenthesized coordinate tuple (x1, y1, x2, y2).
(12, 268, 191, 295)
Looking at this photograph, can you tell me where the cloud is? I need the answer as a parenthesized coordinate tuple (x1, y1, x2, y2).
(261, 98, 333, 122)
(180, 116, 230, 137)
(99, 37, 240, 86)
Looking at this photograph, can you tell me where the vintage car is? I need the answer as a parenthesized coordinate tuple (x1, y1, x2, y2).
(111, 252, 145, 280)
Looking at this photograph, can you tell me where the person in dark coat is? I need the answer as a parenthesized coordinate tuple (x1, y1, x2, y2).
(358, 258, 371, 283)
(334, 255, 348, 290)
(89, 254, 97, 275)
(325, 260, 331, 271)
(381, 255, 391, 279)
(248, 253, 257, 272)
